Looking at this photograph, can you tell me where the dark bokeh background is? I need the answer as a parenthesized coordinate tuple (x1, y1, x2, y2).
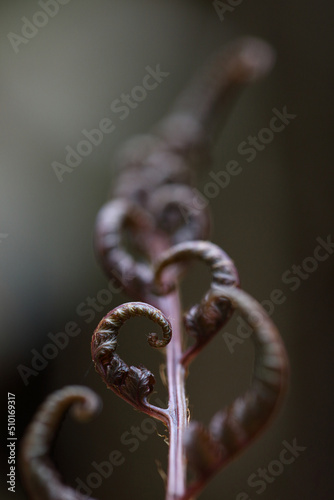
(1, 1, 333, 499)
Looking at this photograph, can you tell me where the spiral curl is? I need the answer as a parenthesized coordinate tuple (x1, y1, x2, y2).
(154, 240, 239, 365)
(95, 199, 154, 298)
(91, 302, 172, 415)
(208, 286, 288, 451)
(184, 286, 288, 489)
(147, 185, 211, 245)
(20, 386, 101, 500)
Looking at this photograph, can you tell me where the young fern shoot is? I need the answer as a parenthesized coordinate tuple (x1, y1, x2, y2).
(91, 35, 288, 499)
(20, 37, 288, 500)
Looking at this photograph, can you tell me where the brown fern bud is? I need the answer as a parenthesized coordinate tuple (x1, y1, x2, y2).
(91, 301, 172, 423)
(147, 185, 211, 245)
(95, 199, 154, 299)
(208, 286, 288, 458)
(154, 240, 239, 365)
(20, 386, 101, 500)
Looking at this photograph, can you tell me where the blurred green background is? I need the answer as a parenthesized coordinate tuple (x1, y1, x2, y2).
(1, 0, 333, 499)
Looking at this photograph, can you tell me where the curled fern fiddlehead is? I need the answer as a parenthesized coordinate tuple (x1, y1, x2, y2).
(147, 185, 211, 245)
(19, 386, 101, 500)
(95, 199, 155, 299)
(19, 34, 287, 500)
(91, 301, 172, 423)
(208, 286, 289, 447)
(183, 286, 289, 499)
(154, 240, 239, 366)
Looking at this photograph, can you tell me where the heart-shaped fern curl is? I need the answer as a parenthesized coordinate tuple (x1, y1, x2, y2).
(95, 199, 155, 300)
(91, 301, 172, 423)
(147, 184, 211, 245)
(19, 386, 101, 500)
(182, 286, 289, 500)
(154, 240, 240, 366)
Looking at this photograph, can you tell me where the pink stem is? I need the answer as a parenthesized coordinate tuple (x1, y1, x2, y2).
(159, 291, 188, 500)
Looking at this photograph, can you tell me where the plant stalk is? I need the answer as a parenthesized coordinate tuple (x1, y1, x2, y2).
(155, 291, 188, 500)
